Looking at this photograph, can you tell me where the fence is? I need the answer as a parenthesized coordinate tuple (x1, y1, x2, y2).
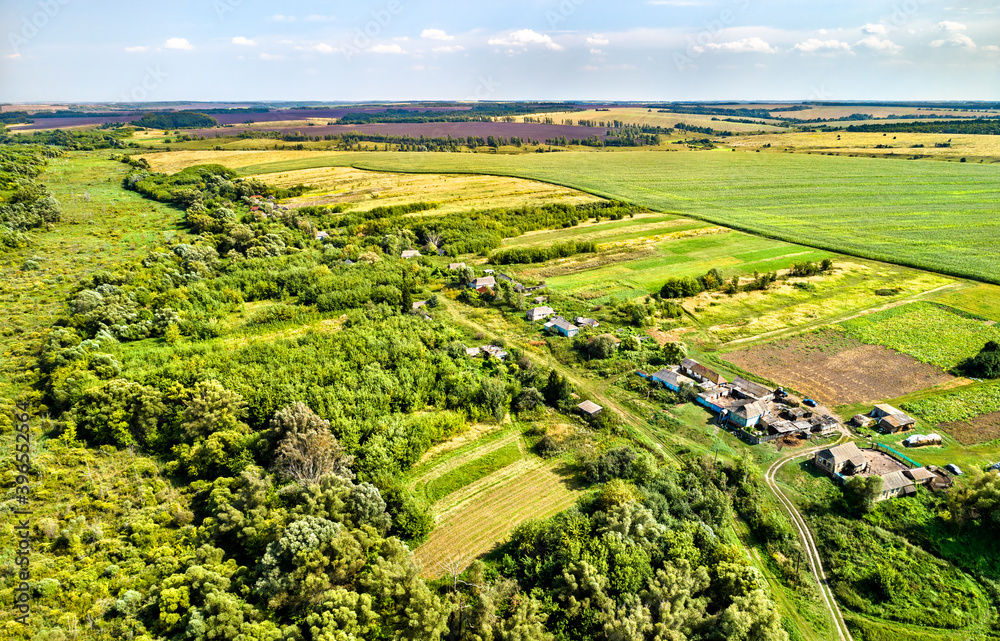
(872, 442, 922, 468)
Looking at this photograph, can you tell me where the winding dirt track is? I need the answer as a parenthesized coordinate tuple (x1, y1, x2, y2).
(764, 436, 854, 641)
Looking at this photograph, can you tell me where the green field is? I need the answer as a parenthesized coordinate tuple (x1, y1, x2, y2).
(931, 284, 1000, 321)
(229, 150, 1000, 285)
(423, 442, 523, 503)
(902, 382, 1000, 425)
(841, 302, 1000, 370)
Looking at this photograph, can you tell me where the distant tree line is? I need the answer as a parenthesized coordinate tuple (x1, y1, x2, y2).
(843, 119, 1000, 135)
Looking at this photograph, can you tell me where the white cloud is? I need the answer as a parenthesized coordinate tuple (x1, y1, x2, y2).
(124, 46, 148, 53)
(931, 21, 976, 48)
(793, 38, 851, 53)
(370, 43, 405, 54)
(164, 38, 194, 50)
(586, 35, 610, 46)
(861, 23, 888, 35)
(985, 45, 1000, 52)
(704, 37, 777, 54)
(488, 29, 563, 51)
(432, 45, 465, 53)
(6, 52, 21, 59)
(270, 14, 296, 22)
(259, 53, 283, 60)
(938, 21, 967, 32)
(231, 36, 256, 46)
(856, 36, 902, 53)
(313, 43, 337, 54)
(421, 28, 454, 41)
(306, 15, 335, 22)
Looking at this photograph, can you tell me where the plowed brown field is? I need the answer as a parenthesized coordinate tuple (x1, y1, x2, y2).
(723, 329, 954, 406)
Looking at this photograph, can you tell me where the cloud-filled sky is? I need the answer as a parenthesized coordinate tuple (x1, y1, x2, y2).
(1, 0, 998, 102)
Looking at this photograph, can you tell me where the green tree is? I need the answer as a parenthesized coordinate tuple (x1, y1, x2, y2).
(662, 342, 688, 365)
(843, 475, 883, 514)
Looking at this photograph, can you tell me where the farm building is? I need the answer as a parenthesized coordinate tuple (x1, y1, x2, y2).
(649, 368, 695, 392)
(871, 404, 917, 433)
(545, 317, 580, 338)
(401, 250, 421, 259)
(851, 414, 873, 428)
(878, 414, 916, 434)
(448, 262, 466, 270)
(575, 317, 600, 328)
(315, 231, 329, 240)
(815, 442, 870, 476)
(727, 400, 771, 429)
(731, 377, 774, 402)
(902, 433, 943, 448)
(471, 276, 496, 290)
(680, 359, 727, 386)
(534, 296, 548, 304)
(526, 306, 555, 322)
(481, 345, 508, 360)
(878, 471, 916, 501)
(904, 467, 937, 486)
(464, 346, 480, 357)
(578, 401, 603, 417)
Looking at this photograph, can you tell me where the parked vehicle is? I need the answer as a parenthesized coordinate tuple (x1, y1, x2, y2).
(803, 398, 818, 408)
(946, 464, 964, 476)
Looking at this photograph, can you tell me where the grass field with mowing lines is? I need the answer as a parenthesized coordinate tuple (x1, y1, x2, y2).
(841, 302, 1000, 370)
(414, 459, 581, 578)
(214, 150, 1000, 284)
(930, 284, 1000, 322)
(423, 442, 523, 503)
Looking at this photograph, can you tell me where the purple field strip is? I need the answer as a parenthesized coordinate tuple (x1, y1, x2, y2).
(186, 121, 612, 140)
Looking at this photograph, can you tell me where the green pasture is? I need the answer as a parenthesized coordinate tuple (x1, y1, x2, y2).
(234, 150, 1000, 285)
(841, 302, 1000, 370)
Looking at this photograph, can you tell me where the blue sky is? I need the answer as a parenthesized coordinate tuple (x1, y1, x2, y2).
(1, 0, 998, 102)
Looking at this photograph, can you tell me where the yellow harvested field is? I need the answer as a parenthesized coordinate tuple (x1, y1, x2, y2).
(413, 458, 580, 578)
(253, 166, 602, 214)
(518, 107, 785, 133)
(138, 149, 333, 173)
(727, 131, 1000, 158)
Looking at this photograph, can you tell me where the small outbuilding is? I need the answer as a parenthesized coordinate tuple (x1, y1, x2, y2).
(471, 276, 496, 289)
(680, 359, 727, 386)
(401, 250, 422, 259)
(878, 470, 916, 501)
(526, 306, 556, 322)
(448, 262, 467, 270)
(578, 401, 603, 417)
(904, 467, 936, 486)
(575, 317, 600, 328)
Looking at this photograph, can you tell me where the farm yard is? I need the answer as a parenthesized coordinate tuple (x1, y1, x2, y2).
(722, 329, 957, 406)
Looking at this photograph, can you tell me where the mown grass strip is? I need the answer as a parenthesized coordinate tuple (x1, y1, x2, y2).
(424, 442, 523, 503)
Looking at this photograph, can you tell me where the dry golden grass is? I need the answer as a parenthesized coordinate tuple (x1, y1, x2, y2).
(254, 166, 602, 214)
(138, 149, 331, 173)
(727, 131, 1000, 158)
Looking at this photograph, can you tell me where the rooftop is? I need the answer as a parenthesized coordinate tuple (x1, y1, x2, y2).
(578, 400, 603, 415)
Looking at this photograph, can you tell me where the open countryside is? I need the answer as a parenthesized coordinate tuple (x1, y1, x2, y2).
(4, 3, 1000, 640)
